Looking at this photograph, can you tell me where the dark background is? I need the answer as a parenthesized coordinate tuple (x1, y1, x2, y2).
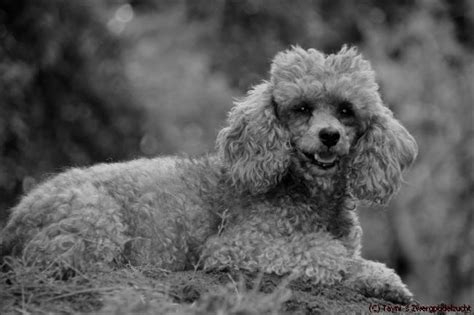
(0, 0, 472, 304)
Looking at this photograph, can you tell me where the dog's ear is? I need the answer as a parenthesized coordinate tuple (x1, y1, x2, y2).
(216, 83, 291, 194)
(349, 107, 418, 205)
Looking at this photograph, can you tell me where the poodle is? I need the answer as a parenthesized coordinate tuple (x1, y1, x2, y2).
(0, 46, 418, 304)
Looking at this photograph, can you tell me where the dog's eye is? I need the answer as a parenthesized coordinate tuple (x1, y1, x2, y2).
(338, 101, 355, 118)
(293, 104, 312, 115)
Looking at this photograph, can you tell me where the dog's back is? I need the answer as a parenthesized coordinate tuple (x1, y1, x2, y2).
(0, 156, 219, 270)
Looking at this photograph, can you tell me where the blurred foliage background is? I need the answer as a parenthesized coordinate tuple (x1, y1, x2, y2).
(0, 0, 472, 305)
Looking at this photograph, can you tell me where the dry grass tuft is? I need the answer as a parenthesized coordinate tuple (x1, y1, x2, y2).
(0, 257, 291, 315)
(1, 255, 396, 314)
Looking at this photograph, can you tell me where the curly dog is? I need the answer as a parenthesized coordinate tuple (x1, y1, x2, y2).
(0, 46, 417, 303)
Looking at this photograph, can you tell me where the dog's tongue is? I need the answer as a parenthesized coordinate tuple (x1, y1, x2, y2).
(315, 151, 336, 162)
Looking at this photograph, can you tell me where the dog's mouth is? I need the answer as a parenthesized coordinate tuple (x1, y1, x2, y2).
(302, 151, 339, 170)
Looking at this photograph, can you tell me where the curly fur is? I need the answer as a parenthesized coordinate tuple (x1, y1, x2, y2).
(0, 46, 417, 304)
(217, 83, 292, 194)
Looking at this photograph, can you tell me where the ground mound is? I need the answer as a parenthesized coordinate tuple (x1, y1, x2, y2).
(0, 258, 402, 314)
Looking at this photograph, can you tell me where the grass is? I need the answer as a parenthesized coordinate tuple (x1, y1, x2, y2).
(0, 257, 290, 314)
(0, 255, 398, 314)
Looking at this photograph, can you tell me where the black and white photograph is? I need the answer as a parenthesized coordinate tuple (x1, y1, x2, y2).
(0, 0, 472, 313)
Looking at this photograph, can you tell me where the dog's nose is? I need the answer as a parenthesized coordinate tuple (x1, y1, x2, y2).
(319, 128, 340, 147)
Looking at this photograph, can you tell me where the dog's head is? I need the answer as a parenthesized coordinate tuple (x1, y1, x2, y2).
(217, 46, 417, 204)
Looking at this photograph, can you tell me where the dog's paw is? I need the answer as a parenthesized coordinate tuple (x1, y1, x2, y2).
(376, 279, 414, 305)
(345, 259, 414, 304)
(346, 276, 414, 304)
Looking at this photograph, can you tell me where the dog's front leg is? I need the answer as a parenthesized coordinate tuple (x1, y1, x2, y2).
(202, 230, 352, 285)
(343, 258, 414, 304)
